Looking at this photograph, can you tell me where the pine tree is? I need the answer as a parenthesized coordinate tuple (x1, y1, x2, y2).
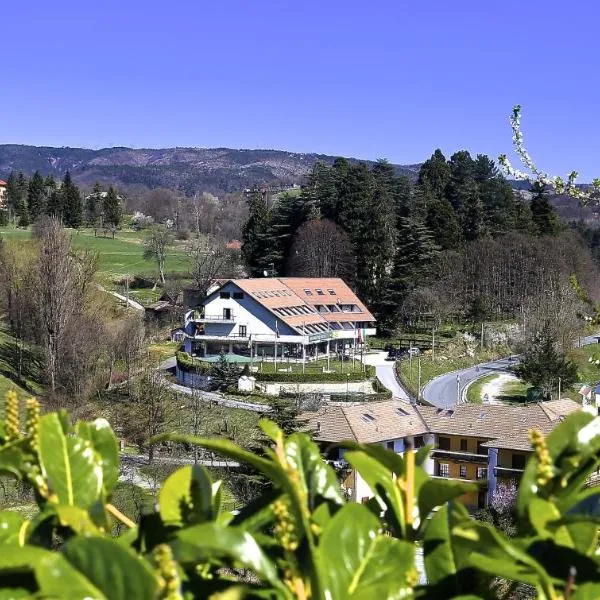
(27, 171, 46, 222)
(5, 172, 28, 225)
(103, 186, 122, 229)
(241, 192, 271, 276)
(60, 172, 82, 228)
(209, 350, 241, 391)
(85, 182, 102, 228)
(425, 195, 462, 250)
(46, 188, 63, 218)
(418, 149, 451, 200)
(530, 182, 559, 236)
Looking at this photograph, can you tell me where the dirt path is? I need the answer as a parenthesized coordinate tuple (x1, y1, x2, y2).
(480, 373, 520, 404)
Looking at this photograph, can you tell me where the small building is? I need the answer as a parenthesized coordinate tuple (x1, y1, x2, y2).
(225, 240, 242, 250)
(0, 179, 7, 207)
(306, 398, 581, 510)
(182, 277, 376, 362)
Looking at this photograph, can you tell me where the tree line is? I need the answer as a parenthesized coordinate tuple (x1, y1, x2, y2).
(2, 171, 122, 231)
(241, 149, 574, 332)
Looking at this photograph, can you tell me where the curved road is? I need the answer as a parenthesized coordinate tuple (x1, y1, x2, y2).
(422, 332, 600, 408)
(362, 352, 411, 402)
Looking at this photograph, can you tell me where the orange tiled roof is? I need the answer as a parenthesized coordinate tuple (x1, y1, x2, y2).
(0, 180, 7, 186)
(214, 278, 375, 333)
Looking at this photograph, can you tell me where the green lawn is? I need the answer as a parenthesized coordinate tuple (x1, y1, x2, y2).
(0, 226, 192, 282)
(465, 374, 532, 404)
(465, 374, 494, 404)
(255, 357, 368, 376)
(0, 326, 42, 397)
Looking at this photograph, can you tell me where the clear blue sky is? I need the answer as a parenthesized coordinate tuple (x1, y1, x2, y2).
(2, 0, 599, 179)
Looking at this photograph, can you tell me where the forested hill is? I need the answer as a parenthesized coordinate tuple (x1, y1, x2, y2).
(0, 144, 420, 194)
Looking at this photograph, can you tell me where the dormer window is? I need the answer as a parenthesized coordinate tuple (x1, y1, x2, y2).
(361, 413, 376, 423)
(328, 289, 336, 295)
(316, 289, 325, 295)
(304, 289, 313, 296)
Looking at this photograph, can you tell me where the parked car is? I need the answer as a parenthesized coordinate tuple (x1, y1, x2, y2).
(407, 347, 421, 356)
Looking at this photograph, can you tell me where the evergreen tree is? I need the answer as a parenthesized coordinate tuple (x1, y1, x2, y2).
(209, 350, 241, 391)
(27, 171, 46, 222)
(530, 182, 559, 236)
(447, 151, 484, 241)
(268, 191, 309, 274)
(513, 321, 577, 398)
(418, 149, 451, 200)
(5, 172, 28, 225)
(425, 195, 462, 250)
(46, 188, 63, 218)
(60, 171, 82, 228)
(85, 182, 102, 228)
(103, 186, 122, 229)
(241, 192, 271, 276)
(381, 217, 438, 329)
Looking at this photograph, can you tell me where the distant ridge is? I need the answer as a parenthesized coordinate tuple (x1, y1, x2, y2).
(0, 144, 421, 194)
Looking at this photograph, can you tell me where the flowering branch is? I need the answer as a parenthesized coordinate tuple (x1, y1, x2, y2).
(498, 105, 600, 204)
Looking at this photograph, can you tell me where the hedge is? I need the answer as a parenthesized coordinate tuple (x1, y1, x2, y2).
(176, 351, 212, 375)
(254, 370, 372, 383)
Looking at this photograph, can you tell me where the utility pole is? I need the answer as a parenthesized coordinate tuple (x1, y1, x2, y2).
(481, 322, 484, 353)
(417, 357, 422, 403)
(558, 377, 562, 400)
(432, 328, 435, 363)
(456, 374, 461, 405)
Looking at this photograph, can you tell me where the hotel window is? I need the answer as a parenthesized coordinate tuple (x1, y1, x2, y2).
(239, 325, 247, 337)
(438, 436, 450, 450)
(386, 441, 394, 450)
(220, 292, 230, 299)
(437, 463, 449, 478)
(459, 465, 467, 479)
(460, 439, 468, 451)
(316, 288, 325, 295)
(233, 292, 244, 300)
(304, 289, 313, 296)
(477, 441, 487, 455)
(476, 467, 488, 480)
(414, 435, 424, 448)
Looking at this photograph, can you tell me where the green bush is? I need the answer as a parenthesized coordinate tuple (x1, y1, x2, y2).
(0, 390, 599, 599)
(254, 369, 371, 383)
(176, 351, 211, 375)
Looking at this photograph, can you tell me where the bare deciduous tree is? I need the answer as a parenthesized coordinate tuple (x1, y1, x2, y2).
(189, 237, 235, 299)
(143, 225, 173, 285)
(287, 219, 355, 281)
(36, 218, 76, 395)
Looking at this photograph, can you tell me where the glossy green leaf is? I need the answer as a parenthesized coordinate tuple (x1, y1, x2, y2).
(38, 413, 103, 508)
(320, 503, 415, 599)
(0, 512, 26, 545)
(151, 433, 284, 485)
(284, 433, 344, 508)
(418, 478, 478, 522)
(258, 418, 281, 443)
(172, 522, 284, 592)
(76, 418, 119, 496)
(159, 464, 216, 527)
(0, 545, 104, 599)
(573, 582, 600, 599)
(423, 502, 470, 586)
(63, 536, 159, 600)
(517, 412, 600, 521)
(337, 441, 405, 475)
(345, 450, 405, 537)
(0, 439, 32, 479)
(54, 505, 100, 535)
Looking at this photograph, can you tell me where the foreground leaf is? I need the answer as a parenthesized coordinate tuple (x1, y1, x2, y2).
(38, 413, 103, 508)
(321, 503, 415, 599)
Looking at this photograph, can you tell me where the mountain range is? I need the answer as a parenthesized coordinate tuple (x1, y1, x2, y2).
(0, 144, 421, 195)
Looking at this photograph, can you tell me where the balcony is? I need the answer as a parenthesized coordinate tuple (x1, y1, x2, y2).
(494, 466, 524, 478)
(193, 314, 236, 324)
(431, 449, 489, 464)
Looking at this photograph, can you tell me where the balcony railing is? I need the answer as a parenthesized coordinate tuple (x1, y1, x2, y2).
(195, 314, 236, 322)
(494, 466, 525, 477)
(431, 449, 489, 464)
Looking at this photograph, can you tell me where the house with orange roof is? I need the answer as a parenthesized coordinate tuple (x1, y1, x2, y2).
(0, 179, 7, 207)
(182, 277, 376, 362)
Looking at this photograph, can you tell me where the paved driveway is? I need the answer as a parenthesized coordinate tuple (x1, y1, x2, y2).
(362, 352, 411, 402)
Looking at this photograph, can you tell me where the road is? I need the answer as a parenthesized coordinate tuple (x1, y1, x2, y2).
(422, 332, 600, 408)
(362, 351, 411, 402)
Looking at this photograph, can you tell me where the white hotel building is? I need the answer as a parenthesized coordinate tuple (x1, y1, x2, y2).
(183, 277, 377, 361)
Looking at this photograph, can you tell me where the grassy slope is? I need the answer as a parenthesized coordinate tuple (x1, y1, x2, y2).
(0, 226, 191, 282)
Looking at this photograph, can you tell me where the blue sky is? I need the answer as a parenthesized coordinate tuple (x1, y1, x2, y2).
(2, 0, 599, 179)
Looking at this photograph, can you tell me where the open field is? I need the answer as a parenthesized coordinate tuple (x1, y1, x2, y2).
(0, 226, 192, 282)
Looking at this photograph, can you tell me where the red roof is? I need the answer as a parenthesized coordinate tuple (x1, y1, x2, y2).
(225, 240, 242, 250)
(0, 180, 7, 186)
